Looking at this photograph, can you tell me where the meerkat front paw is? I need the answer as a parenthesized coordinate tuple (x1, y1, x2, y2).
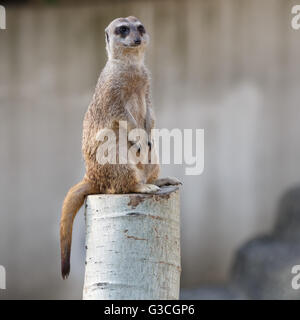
(154, 177, 182, 187)
(131, 183, 160, 194)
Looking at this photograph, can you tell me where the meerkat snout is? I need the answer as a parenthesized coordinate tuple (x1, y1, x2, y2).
(134, 38, 141, 46)
(105, 16, 149, 60)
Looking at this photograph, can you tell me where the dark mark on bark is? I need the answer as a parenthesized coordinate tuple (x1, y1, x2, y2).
(126, 212, 164, 220)
(96, 282, 109, 287)
(124, 229, 147, 241)
(126, 212, 143, 216)
(128, 196, 146, 208)
(127, 186, 179, 208)
(149, 214, 163, 221)
(158, 260, 182, 272)
(126, 235, 147, 241)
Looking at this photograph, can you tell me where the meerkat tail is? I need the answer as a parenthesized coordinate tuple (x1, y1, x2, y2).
(60, 178, 98, 279)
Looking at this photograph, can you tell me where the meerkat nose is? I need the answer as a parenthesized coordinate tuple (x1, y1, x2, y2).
(134, 38, 141, 45)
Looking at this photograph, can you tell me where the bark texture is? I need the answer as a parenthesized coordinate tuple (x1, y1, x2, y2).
(83, 186, 181, 300)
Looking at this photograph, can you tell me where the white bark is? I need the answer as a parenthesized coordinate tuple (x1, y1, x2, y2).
(83, 186, 181, 300)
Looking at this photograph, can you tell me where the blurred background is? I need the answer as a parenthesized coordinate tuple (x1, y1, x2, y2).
(1, 0, 300, 299)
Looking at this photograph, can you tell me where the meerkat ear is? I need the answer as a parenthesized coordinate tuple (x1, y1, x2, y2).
(105, 31, 110, 44)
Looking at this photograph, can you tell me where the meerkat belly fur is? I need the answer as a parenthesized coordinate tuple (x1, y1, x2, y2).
(60, 16, 181, 279)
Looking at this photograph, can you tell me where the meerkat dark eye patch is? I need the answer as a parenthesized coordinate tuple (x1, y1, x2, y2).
(137, 25, 146, 35)
(115, 25, 130, 37)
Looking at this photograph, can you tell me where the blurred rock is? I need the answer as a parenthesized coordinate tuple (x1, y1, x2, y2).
(183, 185, 300, 300)
(274, 186, 300, 241)
(231, 235, 300, 299)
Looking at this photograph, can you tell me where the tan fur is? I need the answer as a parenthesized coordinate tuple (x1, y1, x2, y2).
(60, 178, 98, 279)
(60, 16, 160, 279)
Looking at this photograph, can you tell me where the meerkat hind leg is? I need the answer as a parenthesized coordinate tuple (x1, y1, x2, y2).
(154, 177, 182, 187)
(131, 183, 160, 194)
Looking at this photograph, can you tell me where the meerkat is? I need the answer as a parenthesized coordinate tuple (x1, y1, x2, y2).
(60, 16, 181, 279)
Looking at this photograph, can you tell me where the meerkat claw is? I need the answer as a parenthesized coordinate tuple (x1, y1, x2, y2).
(132, 184, 160, 194)
(154, 177, 182, 187)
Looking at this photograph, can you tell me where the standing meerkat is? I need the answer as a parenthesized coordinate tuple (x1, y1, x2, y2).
(60, 16, 181, 279)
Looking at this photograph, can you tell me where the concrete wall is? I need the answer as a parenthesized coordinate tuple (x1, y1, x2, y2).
(0, 0, 300, 298)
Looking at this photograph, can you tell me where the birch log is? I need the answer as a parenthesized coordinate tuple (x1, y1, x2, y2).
(82, 186, 181, 300)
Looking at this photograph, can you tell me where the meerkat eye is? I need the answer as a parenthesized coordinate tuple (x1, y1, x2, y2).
(137, 25, 146, 34)
(117, 25, 130, 36)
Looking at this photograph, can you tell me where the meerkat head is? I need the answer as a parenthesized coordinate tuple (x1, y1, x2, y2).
(105, 16, 149, 63)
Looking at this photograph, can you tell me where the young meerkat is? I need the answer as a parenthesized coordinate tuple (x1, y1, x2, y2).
(60, 16, 181, 279)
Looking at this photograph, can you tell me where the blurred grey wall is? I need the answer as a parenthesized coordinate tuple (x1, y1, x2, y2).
(0, 0, 300, 299)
